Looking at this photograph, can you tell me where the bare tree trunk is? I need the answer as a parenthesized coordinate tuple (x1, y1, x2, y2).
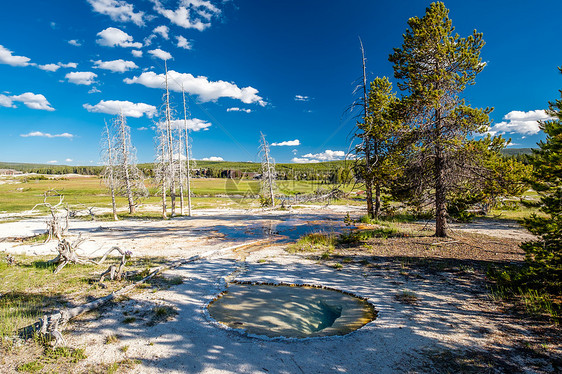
(178, 126, 185, 215)
(164, 61, 176, 217)
(259, 132, 276, 207)
(160, 131, 168, 219)
(375, 183, 381, 217)
(103, 123, 119, 221)
(118, 113, 136, 214)
(182, 87, 192, 217)
(434, 109, 448, 237)
(360, 39, 374, 218)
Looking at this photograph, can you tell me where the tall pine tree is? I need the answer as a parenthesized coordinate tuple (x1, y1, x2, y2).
(389, 2, 491, 236)
(521, 67, 562, 291)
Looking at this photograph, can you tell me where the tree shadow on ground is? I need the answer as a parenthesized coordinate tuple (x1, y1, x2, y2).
(65, 257, 560, 373)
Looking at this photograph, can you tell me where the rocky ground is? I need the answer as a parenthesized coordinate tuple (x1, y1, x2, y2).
(0, 206, 560, 373)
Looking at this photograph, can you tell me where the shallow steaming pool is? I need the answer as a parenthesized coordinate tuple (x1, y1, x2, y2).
(208, 283, 377, 338)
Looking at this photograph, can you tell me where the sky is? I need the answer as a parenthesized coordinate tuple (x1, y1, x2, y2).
(0, 0, 561, 166)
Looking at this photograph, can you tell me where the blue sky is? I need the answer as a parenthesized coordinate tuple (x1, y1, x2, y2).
(0, 0, 561, 165)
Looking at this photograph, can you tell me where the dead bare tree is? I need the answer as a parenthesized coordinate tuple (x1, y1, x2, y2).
(31, 190, 69, 242)
(164, 61, 177, 216)
(101, 121, 118, 220)
(155, 126, 169, 219)
(259, 132, 276, 207)
(113, 112, 148, 214)
(181, 86, 193, 217)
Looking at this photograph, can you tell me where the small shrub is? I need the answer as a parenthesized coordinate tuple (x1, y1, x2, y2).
(123, 317, 136, 324)
(395, 290, 419, 304)
(16, 361, 44, 373)
(105, 334, 120, 344)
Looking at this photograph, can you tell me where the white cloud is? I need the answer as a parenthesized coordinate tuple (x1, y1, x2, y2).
(83, 99, 157, 118)
(302, 150, 346, 161)
(272, 139, 300, 146)
(21, 131, 73, 139)
(0, 45, 31, 66)
(488, 110, 554, 136)
(65, 158, 73, 162)
(68, 39, 82, 47)
(87, 0, 145, 26)
(227, 107, 252, 113)
(292, 149, 346, 163)
(0, 94, 14, 107)
(47, 160, 58, 164)
(137, 126, 148, 131)
(9, 93, 55, 111)
(59, 62, 78, 68)
(176, 35, 192, 50)
(38, 63, 60, 72)
(1, 92, 55, 111)
(88, 87, 101, 94)
(66, 71, 97, 85)
(125, 70, 266, 105)
(96, 27, 142, 48)
(294, 95, 310, 102)
(157, 118, 211, 132)
(148, 48, 172, 60)
(131, 50, 143, 58)
(201, 156, 223, 161)
(93, 59, 138, 73)
(291, 157, 319, 164)
(153, 25, 169, 39)
(151, 0, 220, 31)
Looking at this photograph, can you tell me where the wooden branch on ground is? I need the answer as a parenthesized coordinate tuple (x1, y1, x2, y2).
(18, 240, 268, 347)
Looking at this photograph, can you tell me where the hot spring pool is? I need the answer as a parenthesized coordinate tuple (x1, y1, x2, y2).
(208, 283, 377, 338)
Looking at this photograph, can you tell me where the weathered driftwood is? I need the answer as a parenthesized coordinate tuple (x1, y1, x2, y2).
(31, 190, 70, 243)
(19, 240, 268, 347)
(98, 246, 129, 286)
(48, 235, 94, 274)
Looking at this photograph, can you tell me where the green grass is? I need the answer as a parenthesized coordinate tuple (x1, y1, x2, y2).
(287, 232, 337, 253)
(0, 255, 168, 339)
(0, 175, 359, 214)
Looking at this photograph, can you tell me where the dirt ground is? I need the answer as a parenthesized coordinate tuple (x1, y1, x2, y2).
(1, 206, 560, 373)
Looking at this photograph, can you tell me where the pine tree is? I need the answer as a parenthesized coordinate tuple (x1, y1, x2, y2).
(389, 1, 491, 236)
(356, 77, 404, 217)
(521, 68, 562, 291)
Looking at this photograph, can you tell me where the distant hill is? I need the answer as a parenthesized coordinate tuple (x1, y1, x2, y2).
(500, 148, 534, 156)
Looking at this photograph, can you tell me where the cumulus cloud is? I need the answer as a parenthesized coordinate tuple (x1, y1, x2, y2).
(292, 150, 346, 163)
(125, 70, 266, 105)
(176, 35, 192, 50)
(47, 160, 58, 164)
(59, 62, 78, 68)
(153, 25, 169, 39)
(148, 48, 172, 60)
(227, 107, 251, 113)
(87, 0, 145, 26)
(96, 27, 142, 48)
(21, 131, 73, 138)
(131, 50, 143, 58)
(488, 110, 554, 136)
(156, 118, 211, 132)
(0, 45, 31, 66)
(1, 93, 54, 111)
(66, 71, 97, 85)
(93, 59, 138, 72)
(0, 94, 13, 107)
(151, 0, 221, 31)
(9, 93, 55, 111)
(68, 39, 82, 47)
(65, 158, 73, 162)
(294, 95, 310, 102)
(88, 87, 101, 94)
(201, 156, 223, 161)
(38, 63, 60, 72)
(291, 157, 319, 164)
(83, 99, 157, 118)
(272, 139, 300, 147)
